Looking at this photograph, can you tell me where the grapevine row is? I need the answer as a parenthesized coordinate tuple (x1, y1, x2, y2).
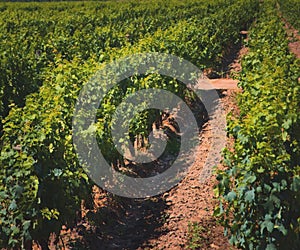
(215, 0, 300, 249)
(0, 0, 227, 127)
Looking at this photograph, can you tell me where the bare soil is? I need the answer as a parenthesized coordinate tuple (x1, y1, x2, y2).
(284, 23, 300, 59)
(279, 6, 300, 60)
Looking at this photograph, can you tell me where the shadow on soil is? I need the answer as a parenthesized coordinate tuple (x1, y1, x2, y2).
(68, 194, 168, 250)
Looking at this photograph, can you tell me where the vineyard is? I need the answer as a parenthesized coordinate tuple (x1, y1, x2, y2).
(0, 0, 299, 249)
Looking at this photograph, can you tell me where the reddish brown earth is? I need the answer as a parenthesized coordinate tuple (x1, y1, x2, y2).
(279, 6, 300, 60)
(285, 23, 300, 59)
(138, 89, 239, 250)
(209, 78, 238, 90)
(280, 16, 300, 85)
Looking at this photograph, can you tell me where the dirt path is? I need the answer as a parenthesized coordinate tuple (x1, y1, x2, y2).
(132, 39, 246, 250)
(139, 89, 238, 250)
(287, 28, 300, 59)
(278, 3, 300, 59)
